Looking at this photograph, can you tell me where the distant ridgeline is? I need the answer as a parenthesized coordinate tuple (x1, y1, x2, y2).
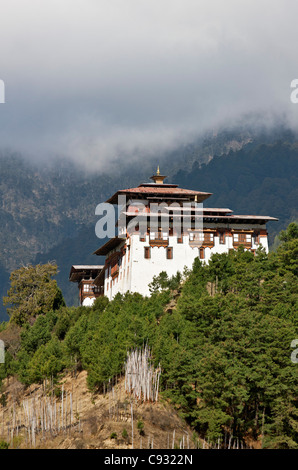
(172, 140, 298, 243)
(0, 135, 297, 319)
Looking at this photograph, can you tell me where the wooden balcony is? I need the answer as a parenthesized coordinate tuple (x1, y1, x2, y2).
(233, 241, 252, 249)
(189, 234, 214, 248)
(149, 237, 169, 248)
(189, 240, 214, 248)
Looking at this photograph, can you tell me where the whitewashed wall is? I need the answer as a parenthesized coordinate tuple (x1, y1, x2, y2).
(104, 222, 269, 300)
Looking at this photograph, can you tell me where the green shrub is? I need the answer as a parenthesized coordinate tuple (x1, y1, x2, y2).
(0, 440, 9, 449)
(137, 420, 145, 435)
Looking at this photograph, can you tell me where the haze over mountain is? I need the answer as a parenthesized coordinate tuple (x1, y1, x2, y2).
(0, 125, 297, 320)
(1, 1, 298, 170)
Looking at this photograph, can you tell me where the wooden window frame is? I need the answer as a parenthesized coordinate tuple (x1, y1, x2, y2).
(219, 231, 225, 244)
(144, 247, 151, 259)
(233, 232, 252, 247)
(166, 247, 173, 259)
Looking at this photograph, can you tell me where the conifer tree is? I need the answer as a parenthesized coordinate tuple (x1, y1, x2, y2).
(3, 263, 65, 325)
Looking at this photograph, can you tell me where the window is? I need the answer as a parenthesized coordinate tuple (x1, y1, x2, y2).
(189, 232, 214, 244)
(233, 233, 252, 244)
(199, 247, 205, 259)
(144, 247, 151, 259)
(150, 231, 168, 241)
(177, 234, 183, 243)
(149, 230, 169, 246)
(203, 233, 214, 243)
(111, 259, 119, 278)
(219, 231, 225, 244)
(166, 247, 173, 259)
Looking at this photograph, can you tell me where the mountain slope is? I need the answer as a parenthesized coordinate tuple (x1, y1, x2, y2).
(0, 128, 297, 320)
(1, 371, 197, 449)
(42, 139, 298, 309)
(172, 140, 298, 242)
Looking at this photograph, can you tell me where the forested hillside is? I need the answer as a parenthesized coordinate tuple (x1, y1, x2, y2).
(0, 224, 297, 448)
(0, 127, 297, 319)
(35, 138, 298, 310)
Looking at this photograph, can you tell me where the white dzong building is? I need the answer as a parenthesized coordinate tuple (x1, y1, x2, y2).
(87, 169, 278, 302)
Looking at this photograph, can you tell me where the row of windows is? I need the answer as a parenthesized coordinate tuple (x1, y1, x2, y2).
(82, 284, 101, 293)
(106, 245, 131, 277)
(82, 284, 93, 292)
(143, 241, 258, 261)
(106, 266, 130, 291)
(140, 232, 257, 244)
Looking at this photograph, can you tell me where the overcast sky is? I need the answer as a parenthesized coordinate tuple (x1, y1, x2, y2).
(0, 0, 298, 169)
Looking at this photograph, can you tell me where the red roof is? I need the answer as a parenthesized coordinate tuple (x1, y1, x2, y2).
(106, 183, 212, 204)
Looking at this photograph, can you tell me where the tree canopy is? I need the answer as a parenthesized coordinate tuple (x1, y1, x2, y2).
(0, 224, 297, 448)
(3, 263, 65, 325)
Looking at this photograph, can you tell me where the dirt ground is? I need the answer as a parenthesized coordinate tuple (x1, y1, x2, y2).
(0, 370, 197, 449)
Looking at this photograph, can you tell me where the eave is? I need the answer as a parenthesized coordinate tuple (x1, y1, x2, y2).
(93, 237, 124, 256)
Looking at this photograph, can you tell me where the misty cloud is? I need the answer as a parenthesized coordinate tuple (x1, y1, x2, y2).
(0, 0, 298, 169)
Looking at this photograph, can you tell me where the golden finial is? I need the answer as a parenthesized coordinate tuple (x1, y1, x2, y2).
(150, 166, 167, 184)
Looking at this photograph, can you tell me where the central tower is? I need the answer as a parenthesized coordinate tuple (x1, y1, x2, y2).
(89, 169, 277, 301)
